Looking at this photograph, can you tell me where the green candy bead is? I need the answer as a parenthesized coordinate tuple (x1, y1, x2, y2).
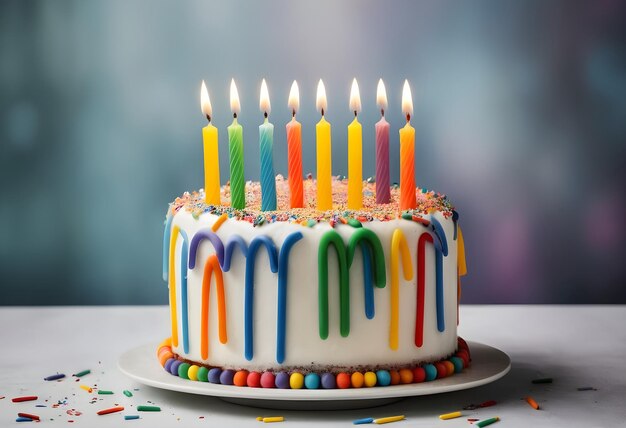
(178, 363, 191, 379)
(197, 366, 209, 382)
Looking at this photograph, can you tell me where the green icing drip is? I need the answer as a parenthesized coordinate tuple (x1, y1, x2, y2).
(347, 228, 387, 289)
(318, 230, 349, 339)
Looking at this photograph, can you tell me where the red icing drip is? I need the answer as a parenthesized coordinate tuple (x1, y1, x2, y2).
(415, 233, 433, 347)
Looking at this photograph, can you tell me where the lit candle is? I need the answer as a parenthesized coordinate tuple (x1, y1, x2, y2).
(347, 78, 362, 210)
(228, 79, 245, 210)
(200, 81, 221, 205)
(258, 79, 276, 211)
(286, 80, 304, 208)
(315, 79, 332, 211)
(399, 80, 417, 210)
(375, 78, 390, 204)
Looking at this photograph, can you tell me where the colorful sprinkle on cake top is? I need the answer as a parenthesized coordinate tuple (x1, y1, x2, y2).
(169, 176, 454, 225)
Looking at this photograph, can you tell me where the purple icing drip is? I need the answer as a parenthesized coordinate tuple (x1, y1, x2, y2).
(375, 118, 391, 204)
(219, 369, 235, 385)
(321, 372, 336, 389)
(275, 372, 290, 389)
(208, 368, 222, 384)
(188, 229, 225, 269)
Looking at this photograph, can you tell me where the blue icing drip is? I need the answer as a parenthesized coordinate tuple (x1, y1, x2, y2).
(362, 243, 375, 319)
(244, 236, 278, 361)
(188, 229, 225, 269)
(276, 232, 303, 363)
(222, 235, 248, 272)
(435, 247, 445, 332)
(162, 214, 173, 282)
(429, 217, 449, 256)
(177, 228, 190, 354)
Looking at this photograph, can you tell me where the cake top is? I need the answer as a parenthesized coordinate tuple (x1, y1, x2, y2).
(169, 176, 454, 225)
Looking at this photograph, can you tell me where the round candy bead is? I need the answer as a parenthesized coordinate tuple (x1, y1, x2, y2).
(187, 365, 199, 381)
(364, 372, 377, 387)
(304, 373, 320, 389)
(351, 372, 364, 388)
(389, 370, 401, 385)
(336, 373, 351, 389)
(170, 360, 183, 376)
(456, 350, 470, 367)
(399, 369, 413, 384)
(163, 358, 176, 373)
(435, 362, 447, 379)
(412, 367, 426, 383)
(423, 364, 437, 381)
(450, 357, 464, 373)
(157, 346, 172, 359)
(260, 372, 276, 388)
(233, 370, 249, 387)
(321, 373, 336, 389)
(220, 369, 235, 385)
(376, 370, 391, 386)
(443, 361, 455, 376)
(178, 363, 191, 380)
(275, 372, 290, 389)
(159, 351, 174, 367)
(197, 367, 209, 382)
(458, 337, 470, 353)
(290, 372, 304, 389)
(208, 368, 222, 384)
(247, 371, 262, 388)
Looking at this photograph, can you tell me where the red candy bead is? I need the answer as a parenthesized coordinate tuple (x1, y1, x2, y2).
(389, 370, 401, 385)
(412, 367, 426, 383)
(247, 371, 261, 388)
(456, 350, 470, 367)
(260, 372, 275, 388)
(458, 337, 470, 353)
(435, 362, 447, 379)
(233, 370, 249, 387)
(336, 373, 351, 389)
(399, 369, 413, 384)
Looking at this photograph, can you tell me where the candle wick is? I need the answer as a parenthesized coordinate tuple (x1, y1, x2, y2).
(264, 111, 268, 119)
(206, 114, 211, 123)
(292, 110, 296, 118)
(381, 109, 385, 117)
(233, 113, 237, 119)
(354, 110, 357, 117)
(321, 108, 325, 117)
(406, 113, 411, 122)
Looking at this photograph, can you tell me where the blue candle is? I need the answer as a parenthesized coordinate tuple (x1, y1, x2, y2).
(259, 79, 276, 211)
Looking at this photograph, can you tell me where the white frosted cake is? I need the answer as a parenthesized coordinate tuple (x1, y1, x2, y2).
(158, 177, 469, 388)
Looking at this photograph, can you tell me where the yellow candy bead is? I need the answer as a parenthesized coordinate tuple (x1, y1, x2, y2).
(290, 372, 304, 389)
(364, 371, 377, 387)
(187, 365, 199, 381)
(351, 372, 364, 388)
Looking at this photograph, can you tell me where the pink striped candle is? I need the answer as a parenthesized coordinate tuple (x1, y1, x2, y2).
(375, 79, 390, 204)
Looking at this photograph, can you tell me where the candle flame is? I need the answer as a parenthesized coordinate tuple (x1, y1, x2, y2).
(402, 79, 413, 117)
(201, 80, 212, 119)
(316, 79, 327, 114)
(349, 78, 361, 114)
(288, 80, 299, 114)
(230, 79, 241, 115)
(376, 78, 388, 111)
(259, 78, 271, 116)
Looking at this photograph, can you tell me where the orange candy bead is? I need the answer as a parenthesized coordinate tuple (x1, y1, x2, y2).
(351, 372, 364, 388)
(336, 373, 351, 389)
(399, 369, 413, 384)
(158, 351, 174, 367)
(233, 370, 249, 387)
(389, 370, 401, 385)
(443, 361, 455, 377)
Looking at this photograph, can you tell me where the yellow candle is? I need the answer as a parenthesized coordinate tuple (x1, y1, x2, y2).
(347, 78, 362, 210)
(201, 81, 220, 205)
(316, 79, 332, 211)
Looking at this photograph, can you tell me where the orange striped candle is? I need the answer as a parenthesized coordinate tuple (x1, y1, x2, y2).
(286, 81, 304, 208)
(399, 80, 416, 211)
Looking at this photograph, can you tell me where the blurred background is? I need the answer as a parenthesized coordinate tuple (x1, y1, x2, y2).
(1, 0, 625, 305)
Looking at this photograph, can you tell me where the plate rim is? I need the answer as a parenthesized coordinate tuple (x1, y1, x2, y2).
(118, 341, 510, 402)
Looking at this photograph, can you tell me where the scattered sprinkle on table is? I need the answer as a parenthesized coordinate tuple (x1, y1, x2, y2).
(17, 413, 40, 421)
(463, 400, 497, 410)
(439, 411, 462, 420)
(137, 405, 161, 412)
(531, 378, 552, 384)
(97, 406, 124, 415)
(525, 396, 540, 410)
(79, 385, 93, 393)
(468, 419, 479, 422)
(353, 417, 374, 424)
(577, 386, 596, 391)
(123, 390, 133, 397)
(44, 373, 65, 381)
(73, 369, 91, 377)
(97, 390, 114, 395)
(262, 416, 284, 423)
(16, 417, 33, 422)
(475, 417, 500, 427)
(373, 415, 405, 424)
(124, 415, 140, 420)
(12, 396, 38, 403)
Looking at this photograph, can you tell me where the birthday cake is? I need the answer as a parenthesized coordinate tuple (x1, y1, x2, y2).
(157, 177, 470, 388)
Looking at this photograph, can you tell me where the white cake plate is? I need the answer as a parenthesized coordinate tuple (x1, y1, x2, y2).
(118, 341, 510, 410)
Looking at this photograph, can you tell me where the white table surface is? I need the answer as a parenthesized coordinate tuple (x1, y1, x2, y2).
(1, 305, 624, 427)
